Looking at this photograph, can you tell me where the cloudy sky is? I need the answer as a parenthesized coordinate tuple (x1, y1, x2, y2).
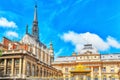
(0, 0, 120, 58)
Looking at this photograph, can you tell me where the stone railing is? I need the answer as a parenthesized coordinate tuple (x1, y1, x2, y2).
(2, 49, 27, 54)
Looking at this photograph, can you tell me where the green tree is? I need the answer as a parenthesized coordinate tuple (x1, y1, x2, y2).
(0, 50, 2, 57)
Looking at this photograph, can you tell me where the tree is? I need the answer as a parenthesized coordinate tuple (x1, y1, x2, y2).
(0, 50, 2, 57)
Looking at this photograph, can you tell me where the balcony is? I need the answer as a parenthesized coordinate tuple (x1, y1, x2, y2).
(3, 49, 26, 54)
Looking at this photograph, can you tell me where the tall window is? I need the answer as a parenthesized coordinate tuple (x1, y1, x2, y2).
(102, 67, 106, 72)
(7, 69, 11, 75)
(94, 75, 98, 80)
(94, 68, 98, 72)
(87, 76, 91, 80)
(26, 62, 31, 76)
(111, 67, 114, 72)
(0, 59, 4, 65)
(110, 76, 115, 80)
(40, 68, 42, 77)
(7, 59, 12, 65)
(15, 59, 19, 65)
(44, 69, 46, 77)
(32, 65, 35, 76)
(65, 68, 68, 72)
(103, 75, 106, 80)
(15, 68, 19, 75)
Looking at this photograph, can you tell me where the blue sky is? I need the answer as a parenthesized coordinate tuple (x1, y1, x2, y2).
(0, 0, 120, 57)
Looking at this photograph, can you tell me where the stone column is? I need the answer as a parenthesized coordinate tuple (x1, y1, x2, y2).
(11, 58, 14, 76)
(38, 66, 40, 77)
(31, 63, 32, 76)
(19, 58, 22, 77)
(91, 67, 93, 80)
(42, 68, 44, 77)
(99, 66, 101, 80)
(35, 65, 36, 77)
(4, 59, 7, 75)
(23, 58, 26, 78)
(83, 75, 86, 80)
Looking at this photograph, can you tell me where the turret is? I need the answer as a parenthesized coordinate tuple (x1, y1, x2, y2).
(49, 41, 54, 63)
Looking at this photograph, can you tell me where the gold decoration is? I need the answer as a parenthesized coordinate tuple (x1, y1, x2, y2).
(75, 64, 87, 71)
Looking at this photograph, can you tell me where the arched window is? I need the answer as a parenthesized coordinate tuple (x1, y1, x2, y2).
(94, 75, 98, 80)
(111, 75, 115, 80)
(87, 76, 91, 80)
(26, 62, 30, 76)
(103, 75, 106, 80)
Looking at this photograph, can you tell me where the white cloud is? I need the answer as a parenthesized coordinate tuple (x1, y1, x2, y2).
(60, 31, 120, 52)
(107, 36, 120, 48)
(55, 48, 63, 58)
(6, 31, 18, 38)
(0, 17, 17, 28)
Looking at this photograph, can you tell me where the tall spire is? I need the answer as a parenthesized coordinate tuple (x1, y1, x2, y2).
(26, 24, 28, 34)
(32, 4, 39, 41)
(34, 5, 37, 22)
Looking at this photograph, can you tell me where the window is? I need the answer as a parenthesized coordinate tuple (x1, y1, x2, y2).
(103, 75, 106, 80)
(87, 56, 89, 59)
(7, 69, 11, 75)
(102, 67, 106, 72)
(111, 78, 115, 80)
(110, 76, 115, 80)
(87, 76, 91, 80)
(65, 77, 68, 80)
(111, 67, 114, 72)
(103, 78, 106, 80)
(15, 59, 19, 65)
(65, 68, 68, 72)
(26, 62, 31, 76)
(32, 65, 35, 76)
(94, 68, 98, 72)
(94, 75, 98, 80)
(15, 68, 19, 75)
(40, 68, 42, 77)
(7, 59, 12, 65)
(0, 59, 4, 64)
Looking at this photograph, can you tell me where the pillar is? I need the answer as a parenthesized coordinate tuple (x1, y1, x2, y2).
(11, 58, 14, 76)
(4, 59, 7, 75)
(42, 68, 44, 77)
(23, 58, 26, 78)
(38, 66, 40, 77)
(91, 67, 93, 80)
(31, 63, 33, 76)
(99, 66, 101, 80)
(83, 75, 86, 80)
(19, 58, 22, 77)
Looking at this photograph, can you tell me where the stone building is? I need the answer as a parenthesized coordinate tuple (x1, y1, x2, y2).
(0, 5, 62, 79)
(52, 44, 120, 80)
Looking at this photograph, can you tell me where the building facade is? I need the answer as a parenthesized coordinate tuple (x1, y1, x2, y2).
(0, 5, 62, 79)
(52, 44, 120, 80)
